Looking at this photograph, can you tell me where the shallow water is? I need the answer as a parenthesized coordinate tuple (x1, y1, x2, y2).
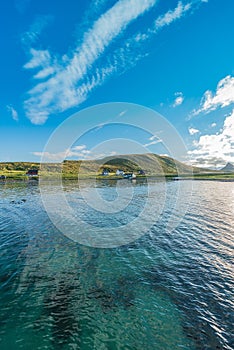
(0, 180, 233, 349)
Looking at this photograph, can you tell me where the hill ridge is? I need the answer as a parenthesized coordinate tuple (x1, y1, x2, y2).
(0, 153, 211, 175)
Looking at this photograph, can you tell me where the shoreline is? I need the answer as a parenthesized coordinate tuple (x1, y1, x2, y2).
(1, 174, 234, 183)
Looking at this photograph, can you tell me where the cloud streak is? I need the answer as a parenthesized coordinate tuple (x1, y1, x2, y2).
(21, 15, 53, 46)
(24, 0, 157, 124)
(154, 1, 192, 30)
(6, 105, 19, 121)
(144, 134, 162, 147)
(32, 144, 90, 161)
(32, 144, 119, 162)
(23, 0, 205, 125)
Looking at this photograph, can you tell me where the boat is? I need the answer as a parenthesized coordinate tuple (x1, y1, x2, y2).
(123, 172, 136, 180)
(130, 173, 136, 179)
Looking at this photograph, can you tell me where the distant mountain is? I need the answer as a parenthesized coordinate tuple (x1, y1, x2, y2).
(221, 162, 234, 173)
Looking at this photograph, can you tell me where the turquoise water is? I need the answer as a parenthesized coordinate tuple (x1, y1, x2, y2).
(0, 180, 233, 349)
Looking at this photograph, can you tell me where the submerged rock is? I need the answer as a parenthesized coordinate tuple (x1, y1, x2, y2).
(88, 276, 136, 312)
(43, 281, 80, 346)
(10, 199, 26, 205)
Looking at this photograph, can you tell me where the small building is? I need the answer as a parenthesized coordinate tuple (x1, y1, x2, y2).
(0, 175, 6, 180)
(138, 170, 145, 175)
(26, 169, 38, 177)
(116, 169, 125, 176)
(101, 169, 109, 176)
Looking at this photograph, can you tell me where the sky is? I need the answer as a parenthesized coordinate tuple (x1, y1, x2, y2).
(0, 0, 234, 168)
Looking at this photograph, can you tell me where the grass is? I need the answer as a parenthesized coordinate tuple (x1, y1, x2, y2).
(0, 156, 233, 181)
(1, 170, 234, 181)
(192, 173, 234, 180)
(0, 170, 27, 180)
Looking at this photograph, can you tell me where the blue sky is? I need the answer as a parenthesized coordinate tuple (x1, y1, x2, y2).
(0, 0, 234, 168)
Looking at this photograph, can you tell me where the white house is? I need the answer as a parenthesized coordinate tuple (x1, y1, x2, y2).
(116, 169, 125, 176)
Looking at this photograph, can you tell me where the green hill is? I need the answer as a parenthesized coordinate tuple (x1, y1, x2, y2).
(0, 162, 40, 172)
(95, 153, 207, 175)
(0, 153, 211, 179)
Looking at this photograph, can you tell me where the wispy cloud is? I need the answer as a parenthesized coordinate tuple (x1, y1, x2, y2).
(192, 75, 234, 116)
(172, 91, 184, 107)
(118, 110, 127, 117)
(24, 48, 52, 69)
(23, 0, 206, 125)
(144, 140, 162, 147)
(148, 134, 162, 141)
(21, 15, 53, 46)
(131, 1, 194, 45)
(154, 1, 192, 30)
(188, 110, 234, 168)
(32, 145, 119, 162)
(144, 135, 162, 147)
(6, 105, 19, 121)
(24, 0, 157, 124)
(188, 127, 199, 135)
(32, 144, 90, 161)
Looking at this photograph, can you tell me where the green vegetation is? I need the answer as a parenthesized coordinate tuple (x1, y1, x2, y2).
(181, 173, 234, 180)
(0, 154, 233, 181)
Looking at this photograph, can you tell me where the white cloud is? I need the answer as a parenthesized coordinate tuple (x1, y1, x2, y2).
(118, 110, 127, 117)
(32, 151, 68, 162)
(144, 139, 162, 147)
(24, 48, 52, 69)
(154, 1, 192, 30)
(32, 145, 119, 162)
(159, 153, 169, 157)
(188, 110, 234, 168)
(172, 92, 184, 107)
(23, 0, 205, 125)
(6, 105, 19, 121)
(33, 66, 55, 80)
(134, 33, 149, 42)
(149, 134, 161, 141)
(32, 145, 90, 161)
(21, 15, 53, 46)
(91, 0, 109, 11)
(132, 1, 194, 45)
(193, 75, 234, 115)
(72, 145, 87, 151)
(24, 0, 157, 124)
(188, 127, 199, 135)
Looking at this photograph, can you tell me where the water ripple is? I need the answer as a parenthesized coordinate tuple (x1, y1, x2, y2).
(0, 181, 233, 349)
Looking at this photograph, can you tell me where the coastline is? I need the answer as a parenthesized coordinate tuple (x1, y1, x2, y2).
(1, 173, 234, 183)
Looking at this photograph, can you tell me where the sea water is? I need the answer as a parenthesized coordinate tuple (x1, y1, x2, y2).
(0, 180, 233, 349)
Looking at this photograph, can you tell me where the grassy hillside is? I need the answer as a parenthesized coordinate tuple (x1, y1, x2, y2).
(32, 153, 208, 178)
(0, 162, 40, 172)
(0, 153, 213, 180)
(97, 154, 207, 175)
(1, 154, 233, 181)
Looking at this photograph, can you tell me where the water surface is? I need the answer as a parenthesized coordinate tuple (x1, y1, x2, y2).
(0, 180, 233, 349)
